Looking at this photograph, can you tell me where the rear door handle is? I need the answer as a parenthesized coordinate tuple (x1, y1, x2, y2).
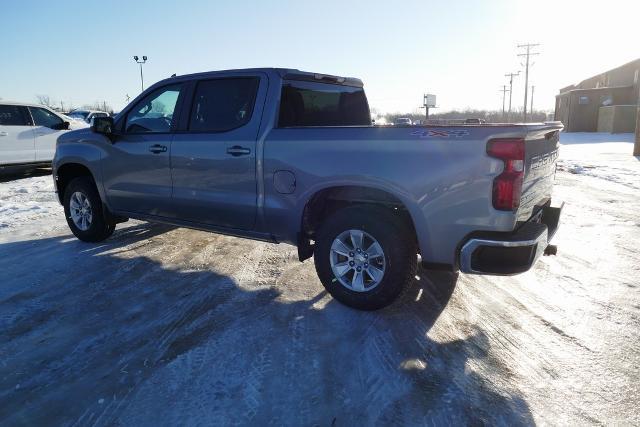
(149, 144, 167, 154)
(226, 146, 251, 156)
(0, 131, 7, 137)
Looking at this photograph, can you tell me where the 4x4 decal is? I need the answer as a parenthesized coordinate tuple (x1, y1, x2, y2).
(411, 129, 470, 138)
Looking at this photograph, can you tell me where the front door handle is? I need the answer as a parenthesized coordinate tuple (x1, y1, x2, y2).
(226, 145, 251, 156)
(0, 131, 7, 137)
(149, 144, 167, 154)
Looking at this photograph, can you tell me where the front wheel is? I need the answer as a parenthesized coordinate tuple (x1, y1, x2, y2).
(63, 176, 115, 242)
(314, 206, 417, 310)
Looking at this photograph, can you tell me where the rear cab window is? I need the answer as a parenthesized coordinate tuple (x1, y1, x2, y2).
(188, 78, 259, 132)
(278, 80, 370, 127)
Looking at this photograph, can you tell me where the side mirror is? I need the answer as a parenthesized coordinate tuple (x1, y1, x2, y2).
(52, 121, 70, 130)
(92, 116, 114, 135)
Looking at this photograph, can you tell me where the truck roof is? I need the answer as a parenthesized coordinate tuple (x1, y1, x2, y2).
(165, 68, 364, 87)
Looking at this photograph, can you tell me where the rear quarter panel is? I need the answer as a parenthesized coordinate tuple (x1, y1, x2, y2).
(263, 126, 524, 265)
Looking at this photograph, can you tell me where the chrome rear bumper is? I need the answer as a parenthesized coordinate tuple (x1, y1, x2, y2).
(459, 203, 563, 275)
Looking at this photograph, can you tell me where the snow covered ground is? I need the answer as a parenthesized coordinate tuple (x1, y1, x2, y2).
(557, 132, 639, 192)
(0, 133, 639, 425)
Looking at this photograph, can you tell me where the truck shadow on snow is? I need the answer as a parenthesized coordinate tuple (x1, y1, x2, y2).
(0, 166, 51, 183)
(0, 222, 533, 426)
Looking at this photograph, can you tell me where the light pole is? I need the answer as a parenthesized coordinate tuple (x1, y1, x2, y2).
(133, 55, 148, 92)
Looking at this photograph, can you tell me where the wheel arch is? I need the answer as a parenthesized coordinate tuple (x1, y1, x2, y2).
(55, 162, 98, 204)
(296, 184, 427, 261)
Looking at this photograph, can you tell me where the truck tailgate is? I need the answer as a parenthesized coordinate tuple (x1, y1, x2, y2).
(518, 125, 561, 222)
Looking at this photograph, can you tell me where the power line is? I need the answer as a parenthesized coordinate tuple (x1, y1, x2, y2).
(504, 71, 520, 123)
(517, 43, 540, 122)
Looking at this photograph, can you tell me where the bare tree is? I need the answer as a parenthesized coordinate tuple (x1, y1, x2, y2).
(81, 101, 114, 114)
(36, 95, 54, 107)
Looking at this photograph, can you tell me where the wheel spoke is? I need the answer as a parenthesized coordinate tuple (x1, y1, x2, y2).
(365, 265, 384, 283)
(350, 230, 364, 250)
(333, 262, 351, 277)
(366, 242, 384, 259)
(332, 238, 352, 256)
(351, 271, 365, 291)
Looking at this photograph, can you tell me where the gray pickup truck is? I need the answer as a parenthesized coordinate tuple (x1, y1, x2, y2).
(53, 68, 562, 310)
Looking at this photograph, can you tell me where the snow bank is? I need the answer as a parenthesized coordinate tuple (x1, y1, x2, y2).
(0, 175, 64, 235)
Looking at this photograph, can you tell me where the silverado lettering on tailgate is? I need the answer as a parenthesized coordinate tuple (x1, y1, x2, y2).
(530, 149, 559, 170)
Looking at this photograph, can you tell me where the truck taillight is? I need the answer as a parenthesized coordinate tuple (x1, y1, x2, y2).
(487, 138, 525, 211)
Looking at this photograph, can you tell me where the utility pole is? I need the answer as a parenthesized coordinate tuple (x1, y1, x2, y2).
(500, 85, 510, 121)
(517, 43, 540, 122)
(133, 55, 148, 92)
(504, 72, 520, 122)
(530, 85, 535, 117)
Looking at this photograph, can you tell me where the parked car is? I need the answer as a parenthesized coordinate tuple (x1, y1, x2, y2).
(53, 68, 563, 310)
(464, 118, 486, 124)
(0, 101, 77, 168)
(394, 117, 413, 126)
(60, 113, 90, 129)
(67, 110, 110, 124)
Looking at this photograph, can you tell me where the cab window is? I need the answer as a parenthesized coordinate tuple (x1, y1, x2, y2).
(278, 80, 370, 127)
(188, 78, 259, 132)
(125, 84, 182, 133)
(30, 107, 63, 128)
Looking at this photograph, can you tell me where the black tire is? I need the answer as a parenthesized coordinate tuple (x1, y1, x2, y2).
(63, 176, 115, 242)
(314, 206, 418, 310)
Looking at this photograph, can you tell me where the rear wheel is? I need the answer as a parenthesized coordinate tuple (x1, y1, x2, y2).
(314, 206, 417, 310)
(63, 177, 115, 242)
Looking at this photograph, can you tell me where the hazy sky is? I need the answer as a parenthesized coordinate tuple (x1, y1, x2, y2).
(1, 0, 638, 114)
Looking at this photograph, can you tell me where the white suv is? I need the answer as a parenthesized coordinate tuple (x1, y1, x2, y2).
(0, 102, 77, 168)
